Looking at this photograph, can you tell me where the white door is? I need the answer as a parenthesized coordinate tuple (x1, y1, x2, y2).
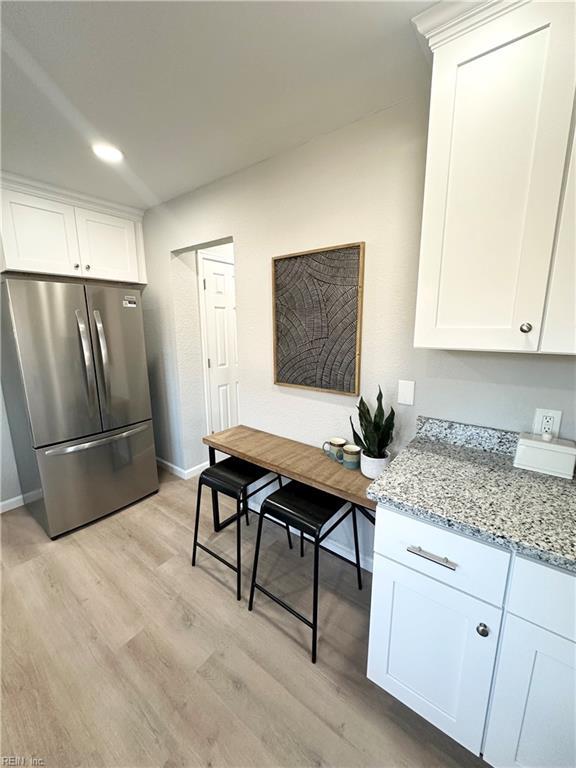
(202, 258, 239, 433)
(541, 129, 575, 354)
(74, 207, 139, 282)
(367, 554, 501, 755)
(414, 2, 575, 352)
(1, 190, 80, 276)
(484, 614, 576, 768)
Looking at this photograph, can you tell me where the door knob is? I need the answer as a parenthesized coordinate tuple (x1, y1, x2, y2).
(85, 264, 91, 271)
(476, 623, 490, 637)
(73, 263, 80, 270)
(519, 322, 533, 333)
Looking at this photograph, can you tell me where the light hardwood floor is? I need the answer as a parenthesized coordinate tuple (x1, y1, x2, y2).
(2, 469, 483, 768)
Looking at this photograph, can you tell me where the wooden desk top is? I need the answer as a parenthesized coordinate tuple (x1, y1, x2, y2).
(203, 425, 376, 510)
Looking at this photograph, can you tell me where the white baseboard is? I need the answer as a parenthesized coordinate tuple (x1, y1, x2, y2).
(156, 457, 209, 481)
(0, 488, 42, 514)
(320, 537, 374, 573)
(0, 493, 25, 513)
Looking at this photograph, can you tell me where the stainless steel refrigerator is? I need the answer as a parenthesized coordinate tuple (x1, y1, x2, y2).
(2, 275, 159, 537)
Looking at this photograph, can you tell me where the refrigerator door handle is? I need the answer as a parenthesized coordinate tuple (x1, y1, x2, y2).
(75, 309, 98, 417)
(44, 423, 149, 456)
(93, 309, 111, 414)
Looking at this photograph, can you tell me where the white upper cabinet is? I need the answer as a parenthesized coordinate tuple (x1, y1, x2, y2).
(1, 179, 146, 284)
(2, 190, 81, 276)
(413, 1, 576, 353)
(540, 129, 575, 354)
(74, 207, 138, 282)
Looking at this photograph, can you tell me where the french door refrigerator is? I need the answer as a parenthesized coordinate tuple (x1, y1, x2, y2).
(2, 276, 158, 537)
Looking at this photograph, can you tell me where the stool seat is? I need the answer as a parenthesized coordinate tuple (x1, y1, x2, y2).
(200, 456, 270, 497)
(261, 481, 345, 536)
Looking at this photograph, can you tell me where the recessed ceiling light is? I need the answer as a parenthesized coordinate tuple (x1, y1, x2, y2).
(92, 142, 124, 164)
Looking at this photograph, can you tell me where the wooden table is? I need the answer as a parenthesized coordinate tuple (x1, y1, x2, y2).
(203, 425, 376, 516)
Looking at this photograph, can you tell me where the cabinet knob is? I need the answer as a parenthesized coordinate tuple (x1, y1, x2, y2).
(519, 322, 533, 334)
(73, 263, 80, 270)
(85, 264, 91, 271)
(476, 623, 490, 637)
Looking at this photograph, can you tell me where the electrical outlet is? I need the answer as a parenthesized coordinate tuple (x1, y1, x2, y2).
(533, 409, 562, 438)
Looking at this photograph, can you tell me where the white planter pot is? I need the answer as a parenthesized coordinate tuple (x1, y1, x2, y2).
(360, 451, 390, 479)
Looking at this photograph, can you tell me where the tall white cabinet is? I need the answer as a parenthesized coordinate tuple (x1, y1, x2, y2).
(413, 1, 575, 354)
(1, 177, 146, 283)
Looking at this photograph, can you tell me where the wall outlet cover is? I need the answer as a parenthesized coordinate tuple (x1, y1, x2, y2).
(532, 408, 562, 438)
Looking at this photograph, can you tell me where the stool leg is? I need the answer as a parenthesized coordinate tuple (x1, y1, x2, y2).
(191, 481, 203, 566)
(300, 531, 305, 557)
(311, 535, 320, 663)
(276, 475, 292, 548)
(244, 490, 250, 526)
(351, 506, 363, 591)
(248, 511, 265, 611)
(236, 494, 243, 600)
(211, 488, 221, 532)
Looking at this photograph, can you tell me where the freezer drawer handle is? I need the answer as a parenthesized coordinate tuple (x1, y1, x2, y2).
(75, 309, 98, 417)
(93, 309, 111, 412)
(45, 423, 148, 456)
(406, 545, 458, 571)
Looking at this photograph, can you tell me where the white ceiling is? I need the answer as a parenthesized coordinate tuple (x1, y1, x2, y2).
(1, 1, 433, 209)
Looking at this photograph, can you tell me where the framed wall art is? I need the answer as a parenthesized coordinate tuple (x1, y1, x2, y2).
(272, 242, 364, 395)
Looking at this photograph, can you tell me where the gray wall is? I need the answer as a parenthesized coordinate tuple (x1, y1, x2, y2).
(140, 91, 575, 561)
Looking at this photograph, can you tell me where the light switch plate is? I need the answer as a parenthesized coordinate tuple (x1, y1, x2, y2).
(533, 408, 562, 438)
(398, 380, 415, 406)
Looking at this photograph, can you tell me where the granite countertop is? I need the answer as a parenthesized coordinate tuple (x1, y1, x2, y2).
(367, 417, 576, 573)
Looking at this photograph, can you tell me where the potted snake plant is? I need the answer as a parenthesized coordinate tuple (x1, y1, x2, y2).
(350, 387, 395, 479)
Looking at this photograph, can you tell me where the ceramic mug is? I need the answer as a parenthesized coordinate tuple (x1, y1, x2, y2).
(322, 437, 347, 462)
(342, 443, 361, 470)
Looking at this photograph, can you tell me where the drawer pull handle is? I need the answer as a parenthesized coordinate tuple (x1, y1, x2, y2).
(406, 545, 457, 571)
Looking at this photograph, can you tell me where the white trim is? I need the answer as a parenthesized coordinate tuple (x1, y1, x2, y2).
(320, 536, 374, 574)
(0, 488, 42, 513)
(156, 457, 208, 480)
(0, 493, 25, 513)
(196, 251, 214, 434)
(412, 0, 530, 51)
(0, 172, 144, 221)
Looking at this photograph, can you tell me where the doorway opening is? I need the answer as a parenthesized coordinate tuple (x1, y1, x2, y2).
(196, 242, 239, 434)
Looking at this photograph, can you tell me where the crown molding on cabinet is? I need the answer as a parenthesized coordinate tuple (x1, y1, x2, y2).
(0, 172, 144, 222)
(412, 0, 531, 51)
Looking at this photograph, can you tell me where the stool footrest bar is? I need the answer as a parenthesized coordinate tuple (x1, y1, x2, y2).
(196, 542, 238, 573)
(254, 584, 314, 629)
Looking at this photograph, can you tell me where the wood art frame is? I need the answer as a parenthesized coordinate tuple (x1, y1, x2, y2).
(272, 242, 364, 396)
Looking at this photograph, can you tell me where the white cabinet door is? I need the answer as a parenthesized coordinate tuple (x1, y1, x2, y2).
(1, 190, 80, 276)
(74, 207, 139, 282)
(541, 129, 575, 354)
(367, 554, 501, 755)
(484, 614, 576, 768)
(414, 2, 575, 352)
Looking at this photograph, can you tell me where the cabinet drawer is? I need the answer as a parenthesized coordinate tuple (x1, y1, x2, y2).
(509, 557, 576, 641)
(375, 505, 510, 606)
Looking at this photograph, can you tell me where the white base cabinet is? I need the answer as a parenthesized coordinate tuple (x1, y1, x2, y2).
(368, 553, 501, 754)
(1, 180, 146, 283)
(484, 615, 575, 768)
(369, 506, 576, 764)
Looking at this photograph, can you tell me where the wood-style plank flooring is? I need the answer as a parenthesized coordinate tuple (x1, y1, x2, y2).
(2, 469, 483, 768)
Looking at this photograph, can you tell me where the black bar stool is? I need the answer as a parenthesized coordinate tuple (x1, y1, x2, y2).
(248, 480, 363, 662)
(191, 456, 292, 600)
